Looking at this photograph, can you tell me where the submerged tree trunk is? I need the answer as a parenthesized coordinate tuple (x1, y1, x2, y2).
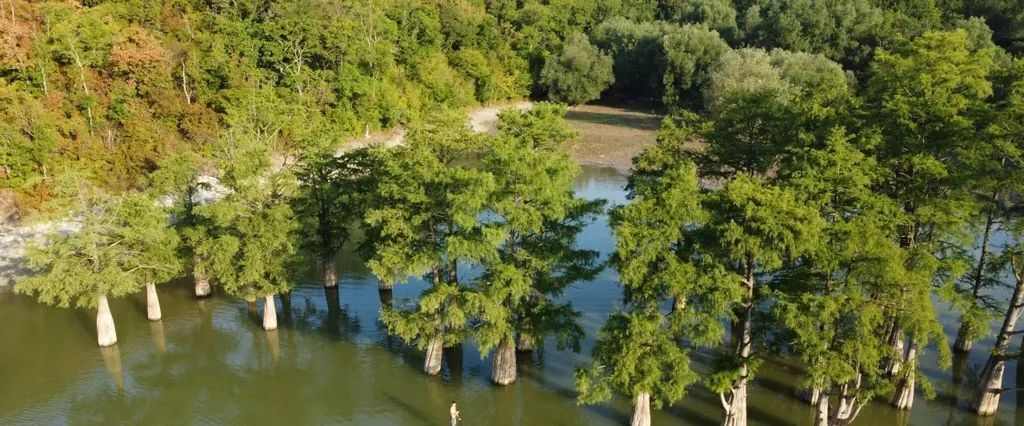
(892, 343, 917, 410)
(262, 294, 278, 331)
(379, 280, 393, 304)
(325, 286, 341, 313)
(971, 260, 1024, 415)
(322, 251, 338, 288)
(424, 335, 444, 376)
(491, 338, 517, 385)
(193, 255, 211, 298)
(246, 298, 258, 316)
(631, 392, 652, 426)
(97, 293, 117, 347)
(146, 283, 161, 321)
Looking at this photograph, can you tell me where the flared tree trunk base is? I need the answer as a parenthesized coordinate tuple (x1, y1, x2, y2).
(262, 294, 278, 331)
(722, 382, 748, 426)
(96, 294, 117, 347)
(424, 336, 444, 376)
(631, 392, 651, 426)
(193, 256, 212, 298)
(892, 375, 915, 410)
(146, 283, 161, 321)
(491, 338, 517, 385)
(972, 360, 1005, 415)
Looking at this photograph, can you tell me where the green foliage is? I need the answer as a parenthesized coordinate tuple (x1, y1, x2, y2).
(470, 104, 591, 354)
(660, 24, 731, 110)
(659, 0, 738, 40)
(16, 184, 181, 308)
(294, 149, 372, 262)
(540, 33, 614, 105)
(591, 17, 669, 98)
(576, 309, 697, 408)
(367, 113, 501, 350)
(774, 130, 903, 404)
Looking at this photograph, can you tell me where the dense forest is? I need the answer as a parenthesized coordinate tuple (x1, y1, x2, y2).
(4, 1, 1024, 426)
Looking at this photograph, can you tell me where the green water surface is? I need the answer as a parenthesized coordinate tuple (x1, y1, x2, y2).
(0, 166, 1020, 425)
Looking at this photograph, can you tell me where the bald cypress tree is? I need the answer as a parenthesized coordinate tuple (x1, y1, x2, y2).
(775, 131, 905, 425)
(468, 104, 592, 385)
(16, 180, 181, 346)
(149, 152, 216, 298)
(864, 29, 994, 409)
(369, 114, 500, 376)
(294, 149, 371, 291)
(577, 160, 710, 426)
(190, 99, 301, 331)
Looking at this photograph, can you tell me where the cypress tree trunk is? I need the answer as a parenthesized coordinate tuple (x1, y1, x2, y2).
(262, 294, 278, 331)
(491, 337, 516, 385)
(378, 280, 394, 304)
(891, 343, 917, 410)
(515, 332, 535, 352)
(884, 323, 904, 376)
(96, 293, 117, 347)
(799, 386, 822, 405)
(815, 391, 829, 426)
(193, 255, 211, 298)
(146, 283, 161, 321)
(631, 392, 652, 426)
(955, 210, 995, 354)
(953, 322, 974, 353)
(672, 295, 686, 313)
(424, 335, 444, 376)
(721, 379, 748, 426)
(971, 264, 1024, 415)
(322, 250, 338, 288)
(723, 257, 753, 426)
(325, 286, 341, 313)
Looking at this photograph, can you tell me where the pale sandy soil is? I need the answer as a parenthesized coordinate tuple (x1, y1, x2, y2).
(563, 104, 661, 173)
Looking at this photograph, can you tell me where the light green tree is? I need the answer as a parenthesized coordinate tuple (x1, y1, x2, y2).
(16, 179, 181, 346)
(865, 29, 994, 410)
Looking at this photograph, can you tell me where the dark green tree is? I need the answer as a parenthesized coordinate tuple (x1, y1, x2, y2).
(540, 33, 614, 106)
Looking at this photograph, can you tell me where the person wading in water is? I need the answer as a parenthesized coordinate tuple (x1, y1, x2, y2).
(450, 400, 461, 425)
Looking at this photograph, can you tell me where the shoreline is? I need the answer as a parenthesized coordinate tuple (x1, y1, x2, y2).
(0, 100, 658, 292)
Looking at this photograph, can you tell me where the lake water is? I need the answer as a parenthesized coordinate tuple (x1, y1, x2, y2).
(0, 165, 1020, 425)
